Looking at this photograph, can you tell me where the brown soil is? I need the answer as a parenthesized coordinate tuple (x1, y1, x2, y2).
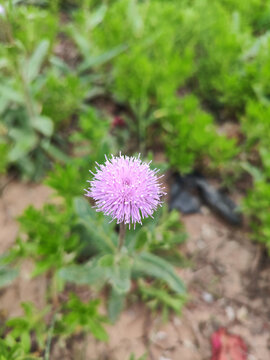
(0, 178, 51, 317)
(0, 178, 269, 359)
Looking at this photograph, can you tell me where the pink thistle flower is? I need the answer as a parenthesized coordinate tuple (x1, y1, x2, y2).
(85, 154, 165, 228)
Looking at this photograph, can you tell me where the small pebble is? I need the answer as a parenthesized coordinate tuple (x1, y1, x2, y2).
(236, 306, 248, 322)
(201, 223, 214, 239)
(226, 306, 235, 321)
(201, 206, 210, 215)
(183, 339, 196, 349)
(173, 316, 182, 326)
(197, 238, 206, 249)
(155, 331, 167, 341)
(202, 291, 214, 303)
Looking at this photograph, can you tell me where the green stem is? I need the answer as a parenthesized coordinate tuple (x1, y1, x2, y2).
(19, 66, 36, 121)
(118, 223, 126, 251)
(44, 312, 56, 360)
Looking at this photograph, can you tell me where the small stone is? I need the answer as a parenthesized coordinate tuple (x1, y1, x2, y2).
(155, 331, 167, 341)
(197, 238, 206, 249)
(201, 224, 214, 240)
(183, 339, 196, 349)
(236, 306, 248, 322)
(151, 330, 168, 344)
(225, 306, 235, 321)
(173, 316, 182, 326)
(202, 291, 214, 304)
(201, 206, 210, 215)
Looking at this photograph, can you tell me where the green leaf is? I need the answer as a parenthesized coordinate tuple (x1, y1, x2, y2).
(26, 39, 50, 82)
(108, 288, 125, 323)
(41, 140, 70, 163)
(133, 252, 186, 295)
(109, 255, 131, 294)
(89, 4, 107, 29)
(73, 197, 117, 253)
(99, 254, 131, 294)
(49, 55, 71, 74)
(74, 197, 96, 223)
(139, 282, 185, 314)
(240, 161, 264, 182)
(88, 318, 108, 342)
(79, 44, 127, 73)
(58, 261, 106, 286)
(32, 116, 54, 137)
(0, 84, 23, 104)
(20, 331, 31, 353)
(0, 267, 18, 288)
(8, 129, 38, 161)
(127, 0, 143, 36)
(99, 254, 114, 267)
(68, 28, 91, 59)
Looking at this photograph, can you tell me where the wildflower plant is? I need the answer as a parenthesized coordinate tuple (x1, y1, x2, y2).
(85, 153, 165, 254)
(60, 154, 186, 321)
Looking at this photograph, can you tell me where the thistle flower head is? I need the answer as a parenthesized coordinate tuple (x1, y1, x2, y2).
(85, 154, 165, 228)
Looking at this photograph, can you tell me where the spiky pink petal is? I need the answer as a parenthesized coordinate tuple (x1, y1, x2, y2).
(85, 154, 165, 228)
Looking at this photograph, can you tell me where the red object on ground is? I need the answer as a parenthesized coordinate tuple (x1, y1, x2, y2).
(211, 328, 247, 360)
(112, 116, 126, 128)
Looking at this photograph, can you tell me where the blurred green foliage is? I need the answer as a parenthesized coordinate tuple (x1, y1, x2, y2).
(1, 0, 269, 181)
(1, 0, 270, 356)
(165, 95, 238, 173)
(138, 279, 186, 321)
(55, 294, 108, 341)
(5, 303, 49, 354)
(0, 296, 107, 359)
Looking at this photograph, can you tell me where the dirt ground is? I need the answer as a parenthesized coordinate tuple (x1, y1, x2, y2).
(0, 178, 269, 360)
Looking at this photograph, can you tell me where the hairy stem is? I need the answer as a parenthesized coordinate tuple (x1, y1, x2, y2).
(118, 222, 126, 251)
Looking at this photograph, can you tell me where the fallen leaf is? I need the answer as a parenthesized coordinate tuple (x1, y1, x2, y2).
(211, 328, 247, 360)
